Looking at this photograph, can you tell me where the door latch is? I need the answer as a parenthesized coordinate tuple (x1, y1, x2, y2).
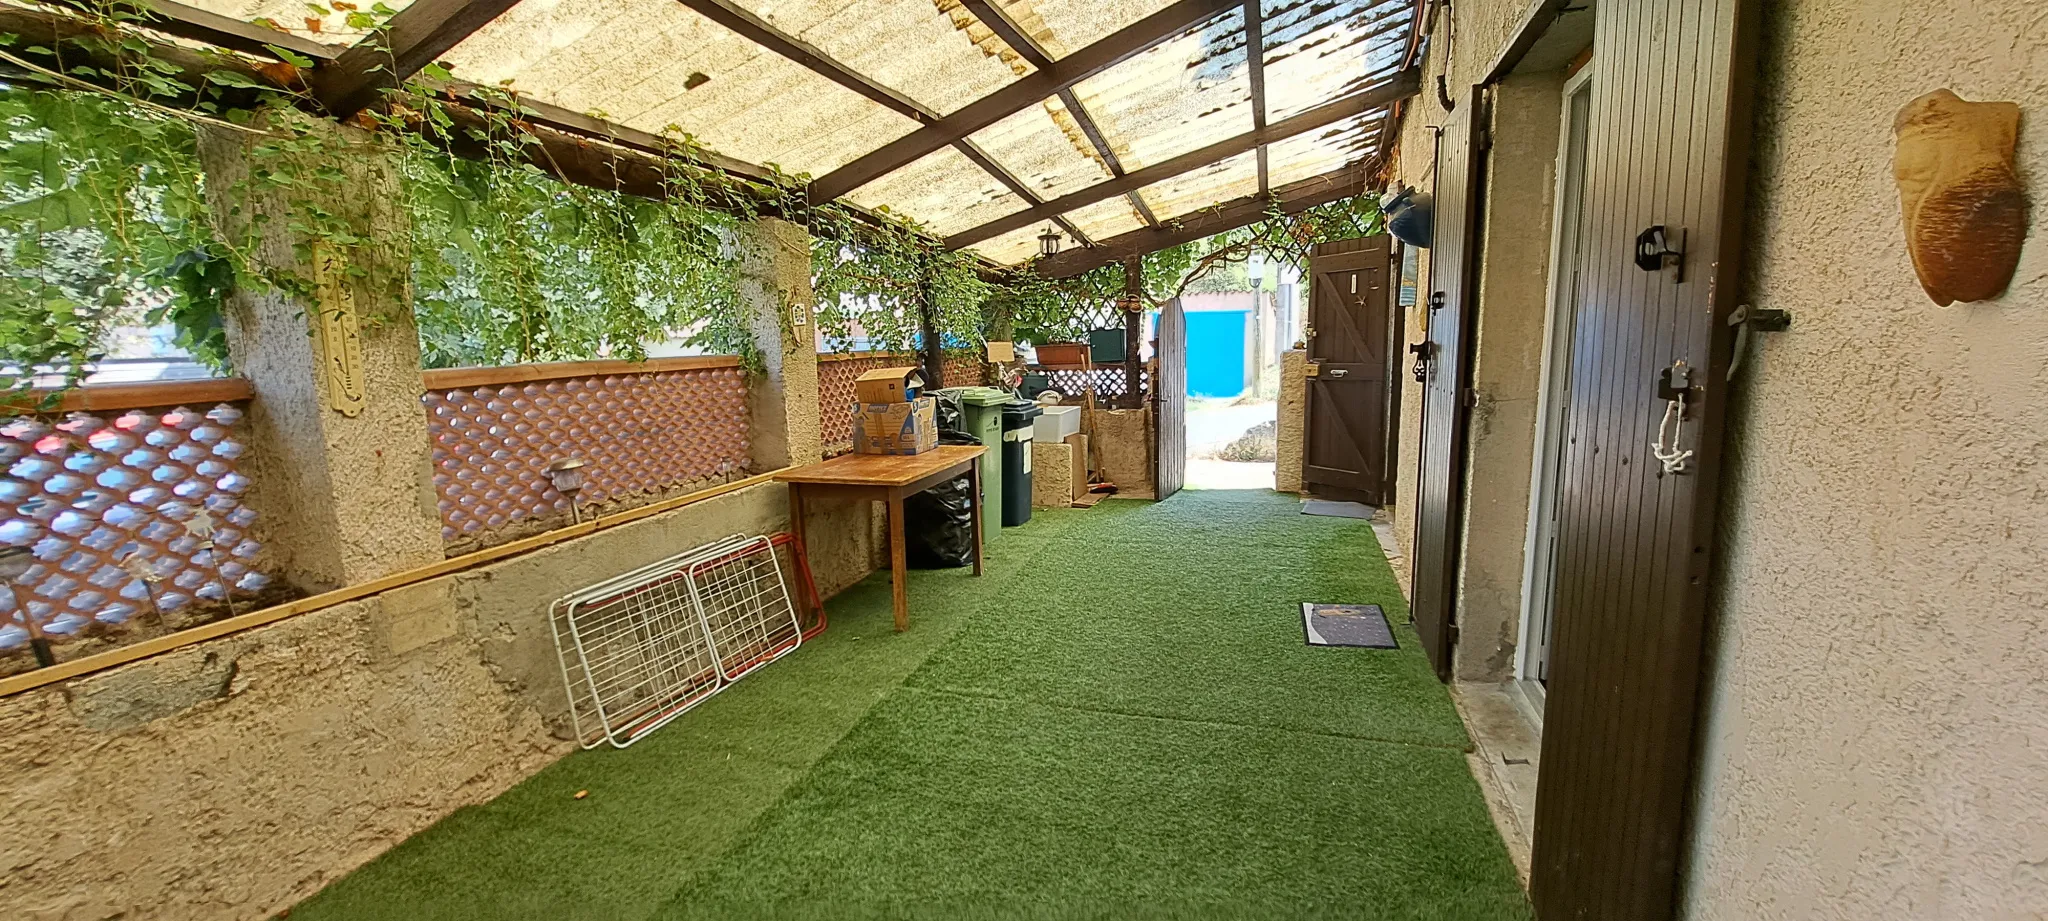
(1408, 341, 1432, 382)
(1725, 303, 1792, 381)
(1651, 359, 1696, 476)
(1428, 291, 1446, 312)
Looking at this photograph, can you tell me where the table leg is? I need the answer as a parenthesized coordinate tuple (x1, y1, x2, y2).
(967, 460, 984, 577)
(887, 492, 909, 632)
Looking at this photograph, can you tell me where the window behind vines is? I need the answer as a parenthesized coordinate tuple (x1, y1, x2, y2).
(0, 84, 224, 390)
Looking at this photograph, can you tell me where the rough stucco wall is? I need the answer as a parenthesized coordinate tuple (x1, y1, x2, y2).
(1388, 0, 1554, 602)
(198, 122, 443, 592)
(1450, 73, 1564, 683)
(1686, 2, 2048, 918)
(1092, 408, 1154, 499)
(740, 216, 822, 470)
(0, 595, 557, 921)
(1276, 350, 1307, 492)
(0, 481, 880, 920)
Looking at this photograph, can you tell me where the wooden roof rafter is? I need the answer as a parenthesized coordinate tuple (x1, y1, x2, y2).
(955, 0, 1160, 230)
(809, 0, 1242, 203)
(1243, 0, 1269, 195)
(319, 0, 523, 120)
(1032, 164, 1369, 277)
(42, 0, 336, 61)
(943, 67, 1418, 249)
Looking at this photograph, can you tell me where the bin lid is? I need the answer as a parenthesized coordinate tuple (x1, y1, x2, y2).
(1001, 401, 1043, 426)
(935, 386, 1012, 406)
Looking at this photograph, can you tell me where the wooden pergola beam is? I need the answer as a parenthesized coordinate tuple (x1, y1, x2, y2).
(954, 139, 1094, 247)
(955, 0, 1159, 229)
(810, 0, 1240, 203)
(319, 0, 521, 119)
(1243, 0, 1269, 195)
(673, 0, 937, 123)
(1033, 165, 1368, 278)
(946, 67, 1416, 250)
(44, 0, 337, 61)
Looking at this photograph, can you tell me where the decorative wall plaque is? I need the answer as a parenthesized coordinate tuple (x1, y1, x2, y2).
(312, 244, 368, 417)
(1894, 89, 2028, 306)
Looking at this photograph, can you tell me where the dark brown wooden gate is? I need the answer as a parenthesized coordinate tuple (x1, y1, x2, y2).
(1529, 0, 1762, 918)
(1408, 87, 1484, 682)
(1152, 297, 1186, 500)
(1303, 236, 1399, 505)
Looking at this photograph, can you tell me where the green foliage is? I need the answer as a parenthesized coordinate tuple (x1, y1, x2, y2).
(0, 84, 218, 388)
(808, 213, 990, 355)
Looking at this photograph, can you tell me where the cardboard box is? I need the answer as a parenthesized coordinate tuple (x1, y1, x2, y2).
(853, 366, 925, 404)
(853, 397, 938, 455)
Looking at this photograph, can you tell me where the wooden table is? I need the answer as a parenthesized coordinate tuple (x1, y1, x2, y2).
(776, 445, 986, 631)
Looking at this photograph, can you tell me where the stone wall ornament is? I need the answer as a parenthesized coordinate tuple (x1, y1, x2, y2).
(1893, 89, 2028, 306)
(311, 243, 368, 416)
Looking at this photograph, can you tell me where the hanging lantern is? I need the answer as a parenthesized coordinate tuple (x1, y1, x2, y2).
(1038, 224, 1061, 257)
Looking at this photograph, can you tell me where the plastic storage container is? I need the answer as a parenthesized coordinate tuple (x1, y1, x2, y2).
(1000, 401, 1042, 527)
(933, 387, 1010, 544)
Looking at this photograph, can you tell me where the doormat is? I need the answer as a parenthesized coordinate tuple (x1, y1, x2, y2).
(1302, 499, 1376, 519)
(1301, 603, 1398, 649)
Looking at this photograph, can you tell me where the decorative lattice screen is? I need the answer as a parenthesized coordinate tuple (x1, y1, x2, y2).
(1, 403, 272, 655)
(941, 354, 986, 389)
(817, 352, 905, 456)
(424, 362, 751, 542)
(1041, 367, 1148, 402)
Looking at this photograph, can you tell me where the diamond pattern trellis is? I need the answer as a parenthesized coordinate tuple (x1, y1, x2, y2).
(423, 366, 752, 542)
(0, 404, 271, 652)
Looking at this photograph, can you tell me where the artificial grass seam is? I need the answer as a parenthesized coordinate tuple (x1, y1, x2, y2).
(899, 684, 1477, 753)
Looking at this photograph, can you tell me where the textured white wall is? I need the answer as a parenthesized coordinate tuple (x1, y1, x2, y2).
(1686, 2, 2048, 919)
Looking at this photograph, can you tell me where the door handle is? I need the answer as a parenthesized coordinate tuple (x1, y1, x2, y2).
(1326, 368, 1349, 378)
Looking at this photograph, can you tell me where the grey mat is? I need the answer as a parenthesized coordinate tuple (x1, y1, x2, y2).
(1301, 499, 1376, 519)
(1301, 603, 1398, 649)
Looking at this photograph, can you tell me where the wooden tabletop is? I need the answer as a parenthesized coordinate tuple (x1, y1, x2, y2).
(775, 445, 986, 487)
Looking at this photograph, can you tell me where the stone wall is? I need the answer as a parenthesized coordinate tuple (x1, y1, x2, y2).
(1275, 350, 1306, 493)
(0, 482, 874, 921)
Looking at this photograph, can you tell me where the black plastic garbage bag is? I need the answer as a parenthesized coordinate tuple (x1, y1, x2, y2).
(906, 430, 981, 568)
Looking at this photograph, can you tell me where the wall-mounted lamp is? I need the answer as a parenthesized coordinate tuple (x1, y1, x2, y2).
(548, 457, 590, 523)
(1038, 225, 1061, 258)
(0, 545, 53, 668)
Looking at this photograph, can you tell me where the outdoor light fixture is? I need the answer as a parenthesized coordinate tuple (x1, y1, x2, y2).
(0, 545, 53, 668)
(548, 457, 590, 523)
(1038, 224, 1061, 257)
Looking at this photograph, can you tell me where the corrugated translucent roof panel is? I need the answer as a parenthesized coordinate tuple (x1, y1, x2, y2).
(1069, 9, 1253, 172)
(184, 0, 418, 45)
(1262, 0, 1416, 121)
(1061, 197, 1148, 242)
(966, 221, 1048, 264)
(442, 0, 921, 179)
(844, 146, 1032, 236)
(1266, 112, 1383, 188)
(1135, 149, 1259, 221)
(968, 223, 1048, 265)
(1014, 0, 1179, 57)
(723, 0, 1034, 115)
(964, 100, 1116, 201)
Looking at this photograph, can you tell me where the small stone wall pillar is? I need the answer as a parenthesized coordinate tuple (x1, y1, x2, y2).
(197, 120, 442, 593)
(1276, 350, 1307, 493)
(737, 216, 821, 469)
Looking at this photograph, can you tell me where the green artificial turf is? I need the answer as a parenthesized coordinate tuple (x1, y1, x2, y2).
(292, 490, 1527, 921)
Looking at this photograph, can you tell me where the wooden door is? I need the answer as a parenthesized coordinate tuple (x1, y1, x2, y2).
(1153, 298, 1186, 500)
(1303, 236, 1398, 505)
(1529, 1, 1761, 918)
(1409, 87, 1484, 682)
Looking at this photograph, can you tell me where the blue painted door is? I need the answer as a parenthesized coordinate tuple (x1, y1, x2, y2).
(1184, 310, 1248, 397)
